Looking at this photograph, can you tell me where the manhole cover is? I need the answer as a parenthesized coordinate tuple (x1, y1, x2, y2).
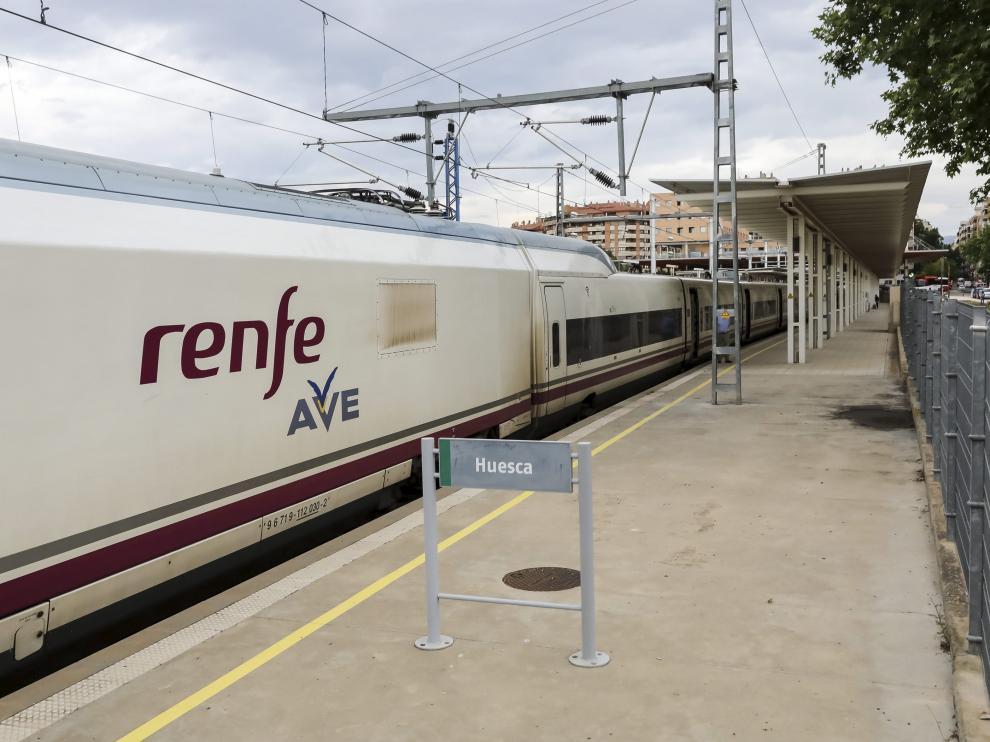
(503, 567, 580, 592)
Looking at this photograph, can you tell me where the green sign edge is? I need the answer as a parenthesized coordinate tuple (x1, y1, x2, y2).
(438, 438, 452, 487)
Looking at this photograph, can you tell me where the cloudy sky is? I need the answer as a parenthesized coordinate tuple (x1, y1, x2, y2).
(0, 0, 980, 238)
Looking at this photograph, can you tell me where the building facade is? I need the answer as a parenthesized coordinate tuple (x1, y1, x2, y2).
(958, 199, 990, 243)
(512, 194, 783, 269)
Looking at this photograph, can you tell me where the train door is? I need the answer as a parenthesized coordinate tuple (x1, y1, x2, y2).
(543, 285, 567, 415)
(689, 288, 700, 360)
(743, 288, 752, 340)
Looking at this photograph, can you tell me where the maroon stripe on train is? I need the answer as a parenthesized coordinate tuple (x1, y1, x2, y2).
(0, 399, 530, 617)
(531, 347, 685, 405)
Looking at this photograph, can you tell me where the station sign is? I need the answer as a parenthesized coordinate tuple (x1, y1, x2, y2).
(438, 438, 573, 493)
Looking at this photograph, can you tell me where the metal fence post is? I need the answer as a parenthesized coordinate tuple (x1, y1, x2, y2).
(968, 323, 988, 650)
(918, 293, 928, 413)
(944, 305, 960, 535)
(569, 442, 610, 668)
(924, 292, 935, 436)
(905, 290, 914, 374)
(416, 437, 453, 651)
(931, 294, 943, 475)
(912, 291, 926, 378)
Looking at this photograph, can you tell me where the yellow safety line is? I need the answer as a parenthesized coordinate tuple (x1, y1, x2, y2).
(119, 338, 784, 741)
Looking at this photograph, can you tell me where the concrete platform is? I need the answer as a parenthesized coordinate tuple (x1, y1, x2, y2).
(4, 310, 956, 741)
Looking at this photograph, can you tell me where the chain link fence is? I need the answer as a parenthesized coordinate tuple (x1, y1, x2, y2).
(902, 287, 990, 681)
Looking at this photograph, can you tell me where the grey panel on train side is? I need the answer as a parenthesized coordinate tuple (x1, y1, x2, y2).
(0, 148, 107, 190)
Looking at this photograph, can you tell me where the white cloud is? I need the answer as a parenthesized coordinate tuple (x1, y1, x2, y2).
(0, 0, 979, 239)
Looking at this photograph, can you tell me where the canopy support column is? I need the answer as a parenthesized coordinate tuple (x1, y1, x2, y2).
(816, 233, 826, 348)
(829, 241, 838, 339)
(786, 216, 795, 364)
(798, 215, 807, 364)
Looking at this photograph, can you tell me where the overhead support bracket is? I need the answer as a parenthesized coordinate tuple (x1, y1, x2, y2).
(613, 81, 627, 196)
(322, 74, 714, 122)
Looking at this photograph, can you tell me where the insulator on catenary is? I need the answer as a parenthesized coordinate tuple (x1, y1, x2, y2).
(392, 133, 421, 143)
(402, 186, 423, 200)
(589, 168, 617, 188)
(581, 115, 613, 126)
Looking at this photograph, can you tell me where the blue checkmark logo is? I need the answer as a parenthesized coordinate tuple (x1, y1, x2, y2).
(307, 367, 338, 412)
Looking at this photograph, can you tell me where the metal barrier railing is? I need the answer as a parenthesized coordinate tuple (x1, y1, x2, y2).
(902, 288, 990, 682)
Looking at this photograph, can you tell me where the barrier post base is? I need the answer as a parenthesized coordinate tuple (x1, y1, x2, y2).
(415, 635, 453, 651)
(568, 650, 610, 668)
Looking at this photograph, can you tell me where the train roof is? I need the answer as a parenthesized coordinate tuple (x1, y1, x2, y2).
(0, 138, 613, 271)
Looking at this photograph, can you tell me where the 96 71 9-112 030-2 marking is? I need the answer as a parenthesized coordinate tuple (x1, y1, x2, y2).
(261, 495, 331, 537)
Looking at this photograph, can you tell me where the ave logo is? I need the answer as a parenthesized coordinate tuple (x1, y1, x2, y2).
(287, 366, 360, 436)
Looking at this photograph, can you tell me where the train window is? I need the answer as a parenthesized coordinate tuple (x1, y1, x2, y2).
(603, 314, 634, 355)
(566, 307, 682, 364)
(377, 280, 438, 355)
(551, 322, 560, 367)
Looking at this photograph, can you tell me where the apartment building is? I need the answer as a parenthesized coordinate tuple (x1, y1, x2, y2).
(512, 201, 652, 260)
(958, 199, 990, 243)
(512, 194, 782, 268)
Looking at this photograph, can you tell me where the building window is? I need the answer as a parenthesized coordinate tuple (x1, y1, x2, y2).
(676, 227, 683, 235)
(700, 226, 707, 233)
(688, 226, 695, 234)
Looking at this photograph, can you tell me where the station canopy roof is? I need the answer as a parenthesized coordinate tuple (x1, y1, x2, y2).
(652, 161, 931, 277)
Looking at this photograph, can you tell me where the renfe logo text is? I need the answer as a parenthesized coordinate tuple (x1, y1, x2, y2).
(139, 286, 325, 399)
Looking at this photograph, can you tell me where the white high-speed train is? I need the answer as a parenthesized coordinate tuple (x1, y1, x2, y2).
(0, 139, 783, 662)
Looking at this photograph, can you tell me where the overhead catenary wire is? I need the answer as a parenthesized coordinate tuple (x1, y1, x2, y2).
(1, 1, 639, 204)
(0, 5, 618, 212)
(625, 90, 656, 176)
(461, 131, 581, 207)
(0, 49, 419, 182)
(273, 145, 309, 186)
(0, 50, 545, 218)
(0, 7, 433, 161)
(4, 54, 20, 140)
(208, 111, 219, 172)
(484, 125, 527, 168)
(0, 12, 610, 221)
(311, 142, 422, 200)
(738, 0, 813, 151)
(329, 0, 640, 114)
(325, 0, 614, 112)
(0, 52, 325, 141)
(772, 148, 816, 173)
(320, 12, 329, 113)
(298, 0, 634, 192)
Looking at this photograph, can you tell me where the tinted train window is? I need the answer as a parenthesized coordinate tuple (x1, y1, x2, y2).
(603, 314, 634, 356)
(567, 308, 682, 364)
(551, 323, 560, 367)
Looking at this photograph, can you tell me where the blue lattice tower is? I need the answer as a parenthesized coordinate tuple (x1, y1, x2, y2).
(442, 121, 461, 221)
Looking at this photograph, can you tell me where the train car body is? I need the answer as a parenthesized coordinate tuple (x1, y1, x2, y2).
(0, 139, 782, 661)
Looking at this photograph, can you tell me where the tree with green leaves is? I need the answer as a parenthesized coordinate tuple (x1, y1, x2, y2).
(959, 228, 990, 277)
(913, 219, 945, 250)
(813, 1, 990, 202)
(910, 218, 971, 277)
